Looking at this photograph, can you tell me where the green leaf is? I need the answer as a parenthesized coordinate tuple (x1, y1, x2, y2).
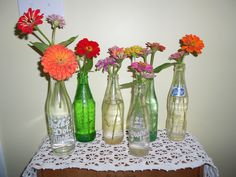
(59, 35, 78, 47)
(119, 82, 134, 89)
(29, 42, 48, 54)
(154, 63, 174, 73)
(81, 59, 93, 73)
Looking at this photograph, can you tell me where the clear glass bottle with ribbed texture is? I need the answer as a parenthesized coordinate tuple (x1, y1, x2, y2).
(102, 74, 124, 144)
(73, 72, 96, 142)
(146, 79, 158, 142)
(166, 63, 188, 141)
(45, 78, 76, 156)
(128, 81, 150, 157)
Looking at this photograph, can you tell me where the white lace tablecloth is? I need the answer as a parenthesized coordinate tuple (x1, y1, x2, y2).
(22, 130, 219, 177)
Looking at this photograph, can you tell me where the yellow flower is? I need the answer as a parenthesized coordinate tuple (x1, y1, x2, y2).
(125, 45, 143, 58)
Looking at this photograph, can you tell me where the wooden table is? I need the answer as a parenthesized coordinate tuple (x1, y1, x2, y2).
(38, 166, 204, 177)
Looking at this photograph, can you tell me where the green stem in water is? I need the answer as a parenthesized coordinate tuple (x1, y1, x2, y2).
(112, 102, 119, 141)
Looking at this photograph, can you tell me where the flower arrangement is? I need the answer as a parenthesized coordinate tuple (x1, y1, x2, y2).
(169, 34, 205, 63)
(95, 46, 125, 75)
(95, 46, 126, 144)
(121, 43, 172, 88)
(16, 8, 79, 81)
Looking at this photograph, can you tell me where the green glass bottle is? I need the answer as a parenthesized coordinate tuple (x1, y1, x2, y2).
(73, 72, 96, 142)
(146, 79, 158, 142)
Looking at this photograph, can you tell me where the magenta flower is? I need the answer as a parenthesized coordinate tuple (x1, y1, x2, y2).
(130, 61, 153, 73)
(108, 46, 126, 60)
(130, 61, 155, 79)
(47, 14, 65, 28)
(95, 57, 116, 73)
(169, 51, 185, 61)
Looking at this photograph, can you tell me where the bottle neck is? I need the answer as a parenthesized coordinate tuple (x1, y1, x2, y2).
(105, 74, 121, 100)
(172, 63, 186, 85)
(78, 72, 89, 85)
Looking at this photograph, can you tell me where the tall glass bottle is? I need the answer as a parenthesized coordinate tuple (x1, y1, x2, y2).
(146, 79, 158, 142)
(73, 72, 96, 142)
(128, 81, 150, 157)
(126, 85, 134, 130)
(45, 78, 76, 156)
(166, 63, 188, 141)
(102, 74, 124, 144)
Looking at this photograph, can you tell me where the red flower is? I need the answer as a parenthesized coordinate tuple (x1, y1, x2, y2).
(75, 38, 100, 59)
(180, 34, 204, 55)
(41, 45, 78, 81)
(17, 8, 44, 34)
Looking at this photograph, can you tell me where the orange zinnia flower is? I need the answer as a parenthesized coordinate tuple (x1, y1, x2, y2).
(41, 45, 78, 81)
(180, 34, 204, 55)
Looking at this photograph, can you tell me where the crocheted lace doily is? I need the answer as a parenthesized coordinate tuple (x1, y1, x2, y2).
(22, 130, 219, 177)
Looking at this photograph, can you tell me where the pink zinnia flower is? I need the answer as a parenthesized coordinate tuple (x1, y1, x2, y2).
(146, 42, 166, 52)
(130, 61, 153, 73)
(108, 46, 126, 60)
(169, 51, 186, 61)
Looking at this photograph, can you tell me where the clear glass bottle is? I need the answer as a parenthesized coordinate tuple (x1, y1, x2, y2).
(166, 63, 188, 141)
(126, 85, 134, 130)
(146, 79, 158, 142)
(45, 78, 76, 156)
(73, 72, 96, 142)
(128, 81, 150, 157)
(102, 74, 124, 144)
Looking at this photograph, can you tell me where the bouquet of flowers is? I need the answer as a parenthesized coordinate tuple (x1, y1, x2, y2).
(16, 8, 79, 80)
(168, 34, 204, 63)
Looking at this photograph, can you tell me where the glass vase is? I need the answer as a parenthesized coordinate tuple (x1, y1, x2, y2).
(45, 78, 76, 156)
(166, 63, 188, 141)
(128, 81, 150, 157)
(102, 74, 124, 144)
(126, 85, 134, 130)
(73, 72, 96, 142)
(146, 79, 158, 142)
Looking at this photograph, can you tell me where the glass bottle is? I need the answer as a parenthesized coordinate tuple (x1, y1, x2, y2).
(102, 74, 124, 144)
(146, 79, 158, 142)
(45, 78, 76, 156)
(166, 63, 188, 141)
(73, 72, 96, 142)
(128, 81, 150, 157)
(126, 85, 134, 130)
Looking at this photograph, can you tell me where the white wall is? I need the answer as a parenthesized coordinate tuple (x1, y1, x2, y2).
(0, 0, 236, 176)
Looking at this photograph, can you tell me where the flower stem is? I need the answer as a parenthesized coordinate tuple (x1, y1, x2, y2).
(112, 103, 119, 141)
(150, 52, 155, 66)
(35, 26, 51, 45)
(51, 27, 56, 45)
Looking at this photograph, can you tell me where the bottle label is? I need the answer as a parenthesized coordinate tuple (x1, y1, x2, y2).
(129, 129, 149, 142)
(48, 115, 74, 142)
(171, 86, 185, 97)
